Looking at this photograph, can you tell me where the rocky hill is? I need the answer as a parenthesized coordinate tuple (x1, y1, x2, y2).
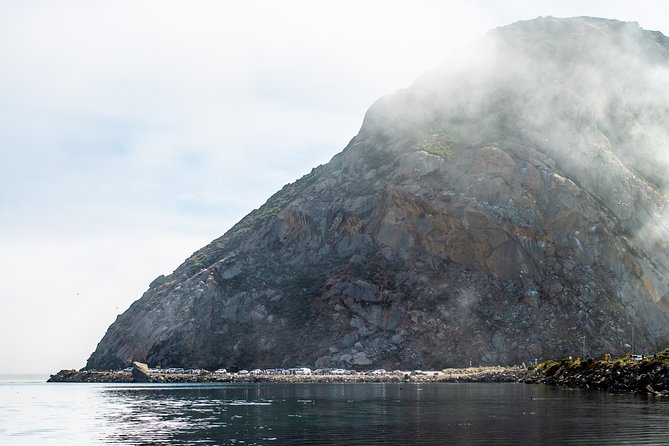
(87, 17, 669, 371)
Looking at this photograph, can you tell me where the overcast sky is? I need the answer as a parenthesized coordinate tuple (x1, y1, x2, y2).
(2, 1, 669, 374)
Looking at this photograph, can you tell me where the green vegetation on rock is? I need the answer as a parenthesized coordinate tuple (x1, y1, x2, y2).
(530, 349, 669, 394)
(414, 132, 454, 157)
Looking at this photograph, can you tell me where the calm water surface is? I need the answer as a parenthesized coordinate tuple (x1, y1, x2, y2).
(1, 380, 668, 445)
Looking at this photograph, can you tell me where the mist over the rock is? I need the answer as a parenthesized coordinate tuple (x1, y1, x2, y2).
(87, 17, 669, 371)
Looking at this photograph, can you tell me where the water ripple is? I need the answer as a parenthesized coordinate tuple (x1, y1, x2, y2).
(2, 382, 669, 445)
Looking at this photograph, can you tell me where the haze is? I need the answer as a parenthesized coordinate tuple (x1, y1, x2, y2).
(2, 1, 669, 374)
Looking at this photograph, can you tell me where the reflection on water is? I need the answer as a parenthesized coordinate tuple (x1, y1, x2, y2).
(3, 381, 669, 445)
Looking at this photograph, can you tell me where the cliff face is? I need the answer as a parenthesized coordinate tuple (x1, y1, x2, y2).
(87, 17, 669, 371)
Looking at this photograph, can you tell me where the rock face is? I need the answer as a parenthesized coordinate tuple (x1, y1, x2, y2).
(87, 17, 669, 371)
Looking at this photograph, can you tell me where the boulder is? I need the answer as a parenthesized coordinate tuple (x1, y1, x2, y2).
(131, 361, 151, 382)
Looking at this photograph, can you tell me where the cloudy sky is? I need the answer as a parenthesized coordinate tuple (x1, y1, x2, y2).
(2, 1, 669, 374)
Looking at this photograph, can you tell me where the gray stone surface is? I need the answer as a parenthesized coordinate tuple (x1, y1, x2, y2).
(131, 361, 151, 383)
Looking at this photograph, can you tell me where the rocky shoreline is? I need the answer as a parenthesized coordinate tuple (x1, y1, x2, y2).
(48, 365, 526, 384)
(48, 354, 669, 396)
(521, 356, 669, 396)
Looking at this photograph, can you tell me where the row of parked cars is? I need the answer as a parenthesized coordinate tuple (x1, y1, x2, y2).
(214, 367, 340, 376)
(215, 368, 407, 376)
(123, 366, 418, 376)
(122, 367, 208, 375)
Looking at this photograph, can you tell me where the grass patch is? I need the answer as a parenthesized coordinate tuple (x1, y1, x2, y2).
(414, 132, 455, 157)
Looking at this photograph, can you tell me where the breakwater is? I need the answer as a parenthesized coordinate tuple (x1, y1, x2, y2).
(48, 366, 525, 384)
(48, 355, 669, 395)
(523, 357, 669, 395)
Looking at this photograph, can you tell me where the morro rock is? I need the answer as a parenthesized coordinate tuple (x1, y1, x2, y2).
(87, 17, 669, 371)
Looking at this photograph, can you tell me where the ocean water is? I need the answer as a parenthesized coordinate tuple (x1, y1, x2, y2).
(1, 379, 669, 445)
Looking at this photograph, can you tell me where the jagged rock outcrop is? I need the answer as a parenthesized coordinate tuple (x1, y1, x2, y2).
(87, 17, 669, 371)
(526, 353, 669, 394)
